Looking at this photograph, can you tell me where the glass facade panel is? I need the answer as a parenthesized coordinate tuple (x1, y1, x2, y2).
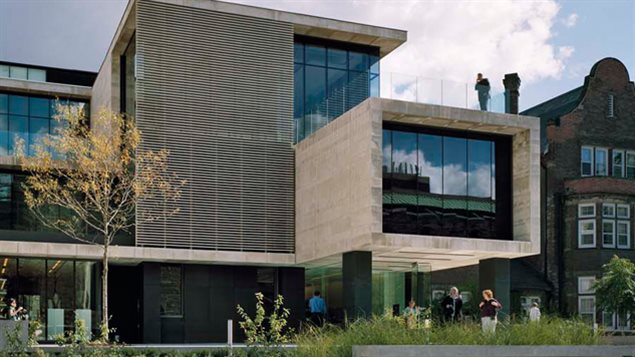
(9, 67, 27, 80)
(327, 68, 347, 119)
(327, 48, 347, 69)
(29, 97, 50, 118)
(29, 117, 49, 155)
(47, 259, 74, 337)
(8, 115, 27, 155)
(293, 37, 379, 142)
(0, 94, 7, 113)
(418, 134, 443, 235)
(0, 257, 98, 340)
(0, 93, 88, 157)
(383, 126, 509, 239)
(27, 69, 46, 82)
(9, 95, 28, 115)
(305, 45, 326, 66)
(304, 65, 327, 133)
(293, 43, 304, 63)
(0, 65, 9, 78)
(0, 114, 8, 156)
(349, 51, 368, 71)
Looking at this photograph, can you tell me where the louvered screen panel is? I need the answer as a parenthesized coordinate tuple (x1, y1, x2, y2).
(135, 0, 295, 253)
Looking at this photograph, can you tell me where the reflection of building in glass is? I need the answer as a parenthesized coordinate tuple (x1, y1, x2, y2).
(382, 126, 510, 240)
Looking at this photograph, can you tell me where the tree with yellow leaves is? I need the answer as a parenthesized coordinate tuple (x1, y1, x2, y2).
(17, 104, 185, 341)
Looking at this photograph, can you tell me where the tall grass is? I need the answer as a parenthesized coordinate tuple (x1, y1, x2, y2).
(293, 315, 601, 357)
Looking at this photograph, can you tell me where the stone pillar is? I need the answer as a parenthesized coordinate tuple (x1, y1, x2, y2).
(479, 258, 511, 316)
(343, 251, 372, 319)
(503, 73, 521, 114)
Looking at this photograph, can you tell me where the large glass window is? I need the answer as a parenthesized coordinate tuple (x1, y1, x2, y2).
(0, 257, 98, 340)
(0, 92, 88, 157)
(383, 125, 509, 239)
(294, 37, 380, 142)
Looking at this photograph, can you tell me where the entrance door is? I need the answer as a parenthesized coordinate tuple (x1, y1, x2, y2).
(108, 264, 142, 343)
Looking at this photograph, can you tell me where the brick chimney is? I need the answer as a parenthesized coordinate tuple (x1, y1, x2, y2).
(503, 73, 521, 114)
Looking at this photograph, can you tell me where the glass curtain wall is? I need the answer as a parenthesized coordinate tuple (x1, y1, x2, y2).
(293, 36, 380, 142)
(0, 92, 87, 157)
(0, 257, 99, 340)
(383, 125, 509, 239)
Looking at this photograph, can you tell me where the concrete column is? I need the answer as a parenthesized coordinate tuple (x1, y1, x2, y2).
(503, 73, 521, 114)
(479, 258, 511, 316)
(343, 251, 372, 319)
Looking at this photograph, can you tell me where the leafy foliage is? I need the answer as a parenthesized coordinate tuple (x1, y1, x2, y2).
(593, 255, 635, 329)
(237, 292, 293, 349)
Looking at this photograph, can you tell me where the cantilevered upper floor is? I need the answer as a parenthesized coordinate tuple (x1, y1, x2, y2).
(296, 97, 541, 271)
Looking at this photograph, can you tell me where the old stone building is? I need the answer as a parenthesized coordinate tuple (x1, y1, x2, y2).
(520, 57, 635, 330)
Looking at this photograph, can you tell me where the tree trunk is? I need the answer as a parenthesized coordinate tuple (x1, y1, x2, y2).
(101, 241, 109, 341)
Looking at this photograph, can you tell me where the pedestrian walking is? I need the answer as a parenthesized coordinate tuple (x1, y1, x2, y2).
(479, 289, 502, 334)
(440, 287, 463, 322)
(309, 291, 327, 326)
(529, 302, 541, 322)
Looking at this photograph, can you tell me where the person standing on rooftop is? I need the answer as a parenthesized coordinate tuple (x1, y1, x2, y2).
(475, 73, 491, 111)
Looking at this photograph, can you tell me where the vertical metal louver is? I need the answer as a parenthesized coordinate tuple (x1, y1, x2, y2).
(135, 0, 295, 253)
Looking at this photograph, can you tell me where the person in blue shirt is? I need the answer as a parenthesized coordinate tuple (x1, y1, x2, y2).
(309, 291, 327, 326)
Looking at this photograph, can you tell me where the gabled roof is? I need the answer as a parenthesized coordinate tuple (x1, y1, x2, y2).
(520, 86, 584, 120)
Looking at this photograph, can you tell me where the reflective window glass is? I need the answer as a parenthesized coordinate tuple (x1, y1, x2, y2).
(9, 95, 28, 115)
(8, 115, 27, 154)
(305, 45, 326, 66)
(294, 43, 304, 63)
(0, 114, 8, 156)
(370, 73, 380, 97)
(327, 48, 347, 69)
(29, 97, 50, 118)
(305, 65, 326, 127)
(294, 64, 304, 140)
(443, 137, 467, 195)
(327, 68, 347, 119)
(468, 140, 492, 197)
(369, 55, 380, 74)
(0, 94, 7, 113)
(0, 65, 9, 78)
(29, 117, 49, 155)
(160, 265, 183, 316)
(17, 259, 45, 336)
(27, 68, 46, 82)
(349, 51, 368, 71)
(9, 66, 27, 80)
(47, 259, 74, 337)
(418, 134, 442, 194)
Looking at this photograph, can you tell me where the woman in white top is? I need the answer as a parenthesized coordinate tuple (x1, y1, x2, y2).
(529, 302, 541, 322)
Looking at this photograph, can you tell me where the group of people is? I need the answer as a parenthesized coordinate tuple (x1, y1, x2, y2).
(405, 288, 540, 333)
(308, 287, 541, 333)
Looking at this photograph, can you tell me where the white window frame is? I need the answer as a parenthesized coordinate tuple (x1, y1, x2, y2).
(595, 147, 609, 176)
(578, 295, 596, 323)
(578, 219, 596, 248)
(602, 219, 616, 248)
(617, 204, 630, 219)
(578, 276, 596, 294)
(617, 220, 630, 249)
(578, 203, 596, 218)
(603, 311, 632, 331)
(602, 203, 616, 218)
(627, 151, 635, 179)
(581, 146, 594, 177)
(613, 149, 625, 178)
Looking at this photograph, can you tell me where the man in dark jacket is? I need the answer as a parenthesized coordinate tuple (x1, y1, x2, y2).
(475, 73, 491, 111)
(440, 287, 463, 322)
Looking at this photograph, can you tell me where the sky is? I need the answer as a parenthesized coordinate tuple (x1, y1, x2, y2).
(0, 0, 633, 110)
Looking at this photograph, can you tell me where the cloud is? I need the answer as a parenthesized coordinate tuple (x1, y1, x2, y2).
(230, 0, 574, 92)
(562, 13, 579, 28)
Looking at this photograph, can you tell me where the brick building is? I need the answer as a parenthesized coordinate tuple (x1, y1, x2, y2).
(520, 57, 635, 330)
